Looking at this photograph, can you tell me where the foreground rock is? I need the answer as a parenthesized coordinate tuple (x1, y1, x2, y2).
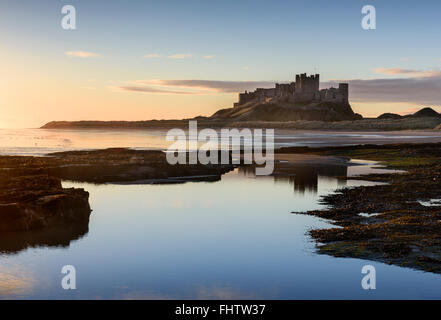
(0, 174, 90, 232)
(46, 148, 235, 183)
(1, 148, 234, 184)
(287, 143, 441, 273)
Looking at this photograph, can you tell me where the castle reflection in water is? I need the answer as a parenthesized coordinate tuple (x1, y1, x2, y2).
(237, 164, 348, 194)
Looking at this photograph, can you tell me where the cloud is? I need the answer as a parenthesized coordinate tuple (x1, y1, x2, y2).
(65, 51, 100, 58)
(326, 71, 441, 104)
(167, 53, 192, 59)
(137, 79, 276, 92)
(116, 86, 198, 95)
(374, 68, 441, 78)
(203, 55, 216, 59)
(144, 53, 161, 58)
(116, 79, 277, 95)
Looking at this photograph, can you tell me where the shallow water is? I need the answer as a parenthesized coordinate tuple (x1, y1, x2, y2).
(1, 164, 441, 299)
(1, 129, 441, 299)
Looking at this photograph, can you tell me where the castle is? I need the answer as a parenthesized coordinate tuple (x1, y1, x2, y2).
(234, 73, 349, 107)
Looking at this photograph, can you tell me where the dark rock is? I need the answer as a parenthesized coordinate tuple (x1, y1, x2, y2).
(378, 113, 403, 120)
(0, 174, 91, 232)
(45, 148, 235, 183)
(409, 107, 441, 118)
(292, 143, 441, 274)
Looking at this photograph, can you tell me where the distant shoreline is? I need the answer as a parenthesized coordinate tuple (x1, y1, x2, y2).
(41, 116, 441, 131)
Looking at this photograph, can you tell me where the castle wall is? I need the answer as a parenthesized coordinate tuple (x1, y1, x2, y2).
(234, 73, 348, 107)
(319, 85, 348, 104)
(338, 83, 349, 102)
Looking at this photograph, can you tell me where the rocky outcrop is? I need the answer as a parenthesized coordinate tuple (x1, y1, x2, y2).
(0, 174, 90, 232)
(46, 148, 235, 183)
(1, 149, 235, 184)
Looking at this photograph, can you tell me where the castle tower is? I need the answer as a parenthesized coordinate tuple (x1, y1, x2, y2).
(295, 74, 301, 92)
(295, 73, 319, 93)
(338, 83, 349, 103)
(314, 74, 320, 91)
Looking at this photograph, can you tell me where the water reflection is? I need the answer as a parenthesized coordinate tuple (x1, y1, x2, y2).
(117, 286, 259, 300)
(238, 164, 349, 194)
(0, 268, 36, 296)
(0, 220, 89, 255)
(1, 163, 441, 299)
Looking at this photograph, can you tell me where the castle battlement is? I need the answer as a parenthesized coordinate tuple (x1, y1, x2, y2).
(234, 73, 348, 107)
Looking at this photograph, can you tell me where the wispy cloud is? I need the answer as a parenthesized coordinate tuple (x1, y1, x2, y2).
(203, 55, 216, 59)
(65, 51, 100, 58)
(375, 68, 441, 78)
(168, 53, 192, 59)
(116, 86, 197, 94)
(144, 53, 161, 58)
(116, 80, 276, 95)
(327, 69, 441, 104)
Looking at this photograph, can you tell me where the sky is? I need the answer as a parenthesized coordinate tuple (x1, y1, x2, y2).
(1, 0, 441, 128)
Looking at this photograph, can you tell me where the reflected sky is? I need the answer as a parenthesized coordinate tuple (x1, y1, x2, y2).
(1, 166, 441, 299)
